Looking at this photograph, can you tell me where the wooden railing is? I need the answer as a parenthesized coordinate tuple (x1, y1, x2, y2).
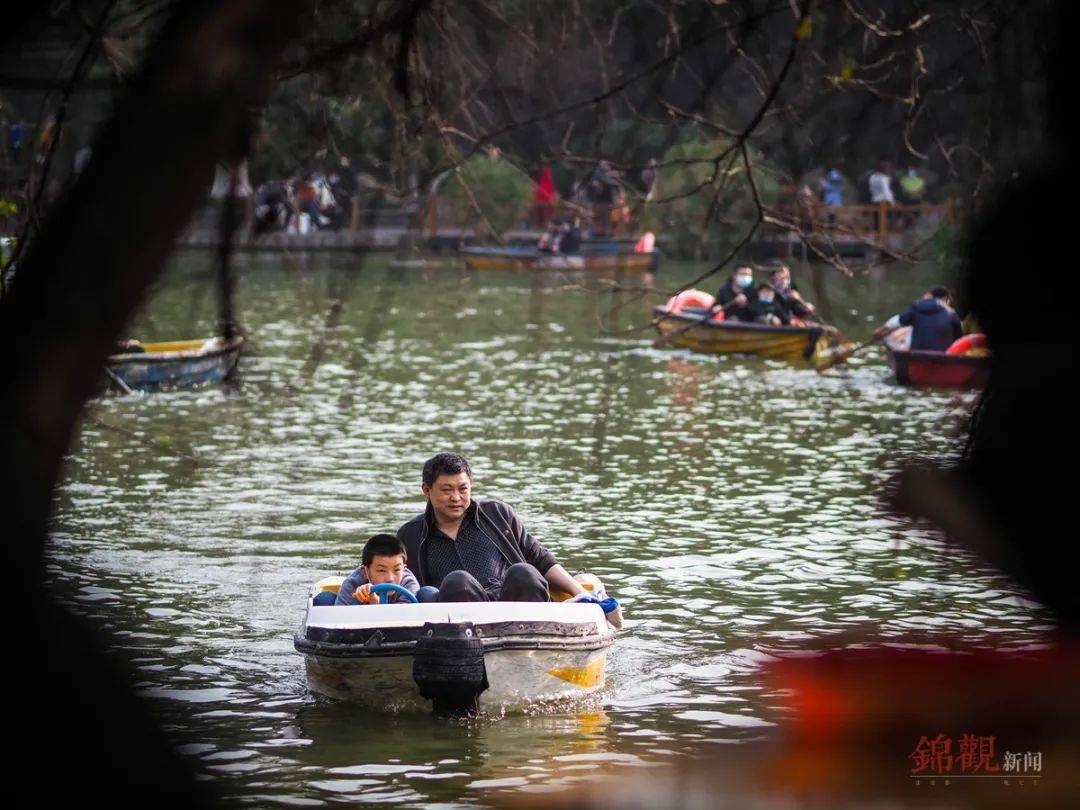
(774, 199, 958, 243)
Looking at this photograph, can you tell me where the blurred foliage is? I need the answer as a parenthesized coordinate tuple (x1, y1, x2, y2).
(641, 138, 782, 259)
(0, 0, 1052, 264)
(930, 222, 965, 274)
(438, 154, 532, 237)
(243, 0, 1050, 200)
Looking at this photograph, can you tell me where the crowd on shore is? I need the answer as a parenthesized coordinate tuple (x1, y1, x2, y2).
(813, 161, 929, 208)
(2, 108, 940, 244)
(526, 160, 658, 235)
(527, 158, 932, 224)
(216, 156, 361, 235)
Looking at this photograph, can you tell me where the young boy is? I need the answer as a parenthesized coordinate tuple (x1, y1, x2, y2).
(754, 283, 791, 327)
(333, 534, 422, 605)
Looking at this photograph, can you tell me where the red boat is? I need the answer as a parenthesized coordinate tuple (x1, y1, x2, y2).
(884, 327, 991, 388)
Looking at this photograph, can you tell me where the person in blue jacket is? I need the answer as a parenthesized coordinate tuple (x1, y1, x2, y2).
(310, 533, 437, 606)
(819, 168, 844, 206)
(874, 286, 963, 351)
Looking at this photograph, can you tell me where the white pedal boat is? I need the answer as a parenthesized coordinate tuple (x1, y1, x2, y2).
(295, 578, 617, 714)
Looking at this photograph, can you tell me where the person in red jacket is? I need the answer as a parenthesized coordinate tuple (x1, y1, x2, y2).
(530, 166, 556, 226)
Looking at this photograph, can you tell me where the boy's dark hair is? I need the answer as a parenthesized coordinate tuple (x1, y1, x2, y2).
(757, 283, 774, 293)
(362, 533, 407, 566)
(930, 285, 952, 300)
(422, 452, 472, 486)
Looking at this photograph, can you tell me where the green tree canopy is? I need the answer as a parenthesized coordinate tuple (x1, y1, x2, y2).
(438, 153, 532, 238)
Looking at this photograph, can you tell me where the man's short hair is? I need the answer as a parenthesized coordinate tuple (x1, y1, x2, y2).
(422, 453, 472, 487)
(930, 286, 951, 300)
(362, 533, 407, 566)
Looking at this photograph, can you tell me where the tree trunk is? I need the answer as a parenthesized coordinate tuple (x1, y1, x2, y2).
(0, 0, 301, 798)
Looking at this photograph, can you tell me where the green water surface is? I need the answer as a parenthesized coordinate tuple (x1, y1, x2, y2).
(50, 253, 1049, 806)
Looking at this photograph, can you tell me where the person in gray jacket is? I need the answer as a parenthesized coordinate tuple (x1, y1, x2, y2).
(397, 453, 587, 603)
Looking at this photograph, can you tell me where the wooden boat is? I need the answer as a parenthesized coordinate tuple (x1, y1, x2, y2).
(102, 335, 243, 393)
(503, 231, 638, 249)
(653, 306, 828, 363)
(462, 245, 653, 272)
(883, 328, 990, 388)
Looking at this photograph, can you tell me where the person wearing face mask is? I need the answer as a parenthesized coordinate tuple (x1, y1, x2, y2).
(768, 263, 816, 323)
(714, 265, 758, 322)
(754, 283, 791, 326)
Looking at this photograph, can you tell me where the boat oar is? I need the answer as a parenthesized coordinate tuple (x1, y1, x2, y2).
(653, 298, 740, 349)
(814, 333, 884, 374)
(104, 366, 134, 395)
(782, 301, 846, 342)
(761, 284, 847, 343)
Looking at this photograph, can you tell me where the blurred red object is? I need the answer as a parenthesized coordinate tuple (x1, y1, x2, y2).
(759, 643, 1080, 803)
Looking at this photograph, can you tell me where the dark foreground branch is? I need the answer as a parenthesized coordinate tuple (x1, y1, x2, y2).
(0, 0, 302, 800)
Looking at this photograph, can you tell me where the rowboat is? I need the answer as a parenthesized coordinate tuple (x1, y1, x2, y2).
(883, 328, 990, 388)
(102, 335, 243, 393)
(653, 306, 828, 364)
(462, 245, 653, 272)
(295, 577, 617, 715)
(504, 232, 639, 250)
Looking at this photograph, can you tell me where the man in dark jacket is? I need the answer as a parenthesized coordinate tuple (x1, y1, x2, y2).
(557, 218, 582, 255)
(874, 286, 963, 351)
(768, 263, 817, 321)
(714, 265, 758, 322)
(397, 453, 587, 603)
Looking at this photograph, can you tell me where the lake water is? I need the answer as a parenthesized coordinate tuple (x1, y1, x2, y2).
(50, 252, 1051, 806)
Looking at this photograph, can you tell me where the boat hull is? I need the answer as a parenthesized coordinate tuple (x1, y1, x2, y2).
(103, 336, 243, 392)
(463, 246, 652, 272)
(653, 307, 827, 363)
(302, 645, 608, 712)
(885, 339, 990, 388)
(295, 601, 615, 713)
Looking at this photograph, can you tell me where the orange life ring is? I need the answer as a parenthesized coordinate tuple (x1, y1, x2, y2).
(664, 289, 715, 312)
(663, 289, 726, 323)
(946, 333, 989, 355)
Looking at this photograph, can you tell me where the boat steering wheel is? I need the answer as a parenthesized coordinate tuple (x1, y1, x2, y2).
(370, 583, 419, 604)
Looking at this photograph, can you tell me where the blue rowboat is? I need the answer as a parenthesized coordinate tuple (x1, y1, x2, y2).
(103, 335, 243, 393)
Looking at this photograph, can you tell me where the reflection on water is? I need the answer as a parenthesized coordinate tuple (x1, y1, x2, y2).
(51, 254, 1051, 805)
